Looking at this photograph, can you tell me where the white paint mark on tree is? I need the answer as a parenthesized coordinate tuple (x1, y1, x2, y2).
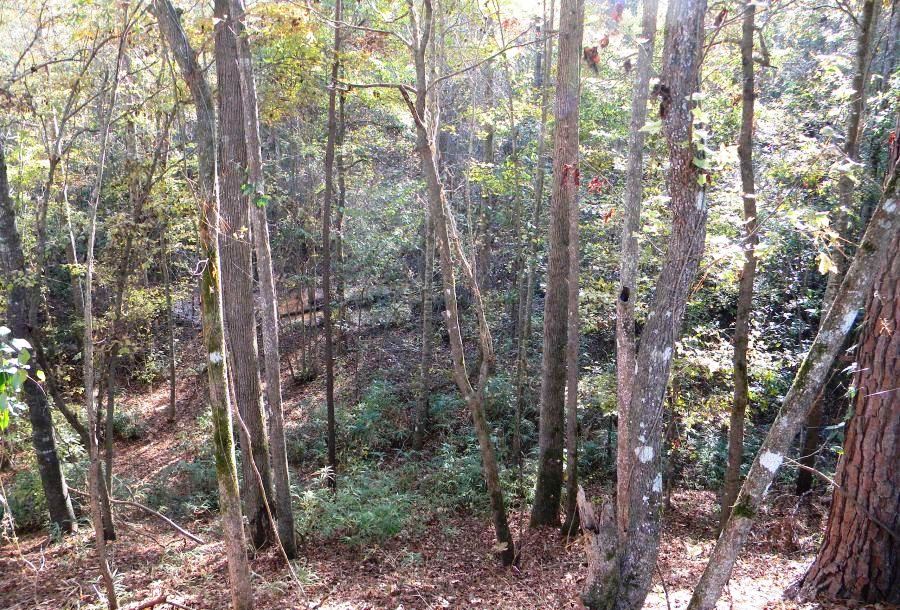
(652, 473, 663, 493)
(209, 351, 223, 364)
(635, 445, 654, 463)
(759, 450, 783, 473)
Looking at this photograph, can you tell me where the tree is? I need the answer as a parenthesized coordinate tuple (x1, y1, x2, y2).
(688, 134, 900, 610)
(229, 0, 297, 557)
(797, 218, 899, 603)
(322, 0, 342, 488)
(213, 0, 276, 550)
(580, 0, 709, 605)
(721, 0, 759, 528)
(0, 138, 76, 535)
(614, 0, 659, 539)
(152, 1, 254, 606)
(531, 0, 584, 529)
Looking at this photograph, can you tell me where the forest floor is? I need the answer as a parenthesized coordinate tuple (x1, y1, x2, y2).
(0, 317, 852, 610)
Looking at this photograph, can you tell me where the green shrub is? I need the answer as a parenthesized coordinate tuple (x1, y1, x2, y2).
(2, 468, 47, 533)
(112, 410, 146, 441)
(144, 450, 218, 517)
(295, 466, 413, 548)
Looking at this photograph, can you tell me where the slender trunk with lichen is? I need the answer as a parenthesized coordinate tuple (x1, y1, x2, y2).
(615, 0, 658, 540)
(152, 2, 253, 606)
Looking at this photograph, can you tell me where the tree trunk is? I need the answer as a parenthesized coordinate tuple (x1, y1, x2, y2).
(562, 159, 580, 536)
(322, 0, 342, 489)
(798, 0, 878, 492)
(152, 2, 254, 606)
(514, 0, 555, 464)
(414, 210, 434, 451)
(404, 0, 515, 566)
(721, 0, 759, 528)
(229, 0, 297, 557)
(614, 0, 658, 540)
(82, 25, 127, 608)
(213, 0, 276, 551)
(162, 230, 177, 422)
(0, 140, 77, 535)
(688, 141, 900, 610)
(582, 0, 709, 605)
(797, 231, 899, 604)
(531, 0, 584, 529)
(335, 93, 347, 354)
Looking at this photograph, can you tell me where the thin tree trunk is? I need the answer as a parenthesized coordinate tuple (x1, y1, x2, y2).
(414, 210, 434, 451)
(514, 0, 554, 464)
(0, 140, 77, 535)
(213, 0, 276, 551)
(688, 145, 900, 610)
(82, 23, 128, 608)
(229, 0, 297, 557)
(562, 161, 580, 535)
(721, 0, 759, 529)
(531, 0, 584, 529)
(403, 0, 515, 566)
(152, 2, 254, 606)
(335, 93, 347, 355)
(797, 231, 899, 604)
(797, 0, 878, 493)
(322, 0, 342, 490)
(615, 0, 658, 540)
(162, 230, 177, 422)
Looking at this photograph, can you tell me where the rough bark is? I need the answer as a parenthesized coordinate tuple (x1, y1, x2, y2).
(688, 149, 900, 610)
(161, 230, 177, 422)
(213, 0, 276, 551)
(152, 2, 254, 606)
(0, 140, 76, 535)
(615, 0, 658, 539)
(798, 0, 878, 495)
(531, 0, 584, 529)
(229, 0, 297, 556)
(797, 232, 899, 604)
(722, 0, 758, 528)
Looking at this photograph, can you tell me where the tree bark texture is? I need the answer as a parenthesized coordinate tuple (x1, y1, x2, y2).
(562, 162, 580, 535)
(152, 2, 254, 606)
(798, 230, 899, 603)
(229, 0, 297, 556)
(213, 0, 276, 551)
(615, 0, 658, 539)
(0, 140, 76, 535)
(531, 0, 584, 529)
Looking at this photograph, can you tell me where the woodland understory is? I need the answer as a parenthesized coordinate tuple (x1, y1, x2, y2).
(0, 0, 897, 608)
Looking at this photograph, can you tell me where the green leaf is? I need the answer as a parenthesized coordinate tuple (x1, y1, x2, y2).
(639, 120, 662, 135)
(36, 369, 46, 382)
(693, 157, 712, 170)
(0, 407, 8, 432)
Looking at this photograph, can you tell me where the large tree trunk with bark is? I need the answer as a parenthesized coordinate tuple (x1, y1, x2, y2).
(229, 0, 297, 557)
(614, 0, 658, 539)
(797, 0, 878, 495)
(531, 0, 584, 529)
(152, 1, 254, 606)
(797, 230, 899, 603)
(0, 140, 76, 535)
(688, 137, 900, 610)
(722, 0, 759, 528)
(213, 0, 276, 551)
(562, 159, 580, 535)
(581, 0, 708, 606)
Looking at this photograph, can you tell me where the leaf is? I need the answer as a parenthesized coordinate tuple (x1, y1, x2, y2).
(693, 157, 712, 170)
(11, 338, 31, 351)
(0, 406, 8, 432)
(35, 369, 46, 382)
(639, 120, 662, 135)
(0, 326, 10, 338)
(817, 251, 836, 275)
